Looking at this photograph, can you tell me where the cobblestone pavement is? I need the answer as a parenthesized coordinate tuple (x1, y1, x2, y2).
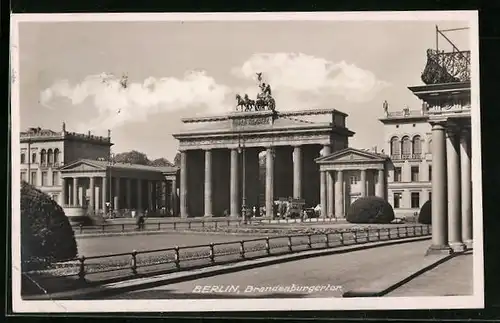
(386, 251, 473, 297)
(104, 240, 436, 299)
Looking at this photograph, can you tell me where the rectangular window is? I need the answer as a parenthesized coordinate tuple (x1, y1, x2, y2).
(21, 153, 26, 164)
(393, 192, 402, 208)
(21, 172, 27, 183)
(32, 153, 37, 164)
(52, 171, 59, 186)
(41, 171, 48, 186)
(411, 166, 420, 182)
(350, 175, 359, 185)
(31, 172, 37, 186)
(411, 192, 420, 208)
(394, 167, 402, 182)
(428, 165, 432, 181)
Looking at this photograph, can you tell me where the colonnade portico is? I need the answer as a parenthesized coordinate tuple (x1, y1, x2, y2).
(59, 159, 179, 215)
(316, 148, 389, 218)
(409, 80, 473, 255)
(174, 109, 355, 218)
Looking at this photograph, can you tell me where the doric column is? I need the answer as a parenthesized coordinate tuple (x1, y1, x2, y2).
(114, 177, 120, 211)
(447, 127, 465, 252)
(180, 151, 188, 218)
(126, 178, 132, 209)
(460, 127, 472, 248)
(73, 177, 78, 206)
(137, 179, 142, 212)
(376, 169, 385, 198)
(360, 169, 367, 197)
(148, 181, 153, 211)
(426, 121, 452, 255)
(293, 146, 302, 199)
(171, 178, 177, 216)
(60, 178, 67, 206)
(320, 170, 327, 218)
(89, 176, 95, 211)
(204, 149, 213, 217)
(101, 176, 107, 211)
(327, 171, 334, 218)
(335, 170, 344, 218)
(265, 147, 274, 218)
(230, 148, 240, 217)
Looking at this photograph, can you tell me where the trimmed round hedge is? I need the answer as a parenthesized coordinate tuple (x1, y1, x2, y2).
(346, 196, 395, 224)
(418, 200, 432, 225)
(21, 181, 78, 270)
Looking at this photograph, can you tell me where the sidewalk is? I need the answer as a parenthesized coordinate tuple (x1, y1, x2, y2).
(386, 250, 473, 297)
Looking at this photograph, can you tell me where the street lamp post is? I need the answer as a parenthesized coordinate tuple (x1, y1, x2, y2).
(108, 152, 115, 218)
(238, 134, 247, 224)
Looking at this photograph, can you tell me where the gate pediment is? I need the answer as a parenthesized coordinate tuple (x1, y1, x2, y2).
(316, 148, 388, 164)
(59, 159, 107, 172)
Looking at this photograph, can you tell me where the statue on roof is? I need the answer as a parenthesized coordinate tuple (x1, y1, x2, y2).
(234, 72, 276, 112)
(383, 100, 389, 116)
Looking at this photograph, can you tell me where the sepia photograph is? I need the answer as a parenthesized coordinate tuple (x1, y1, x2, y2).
(10, 11, 483, 312)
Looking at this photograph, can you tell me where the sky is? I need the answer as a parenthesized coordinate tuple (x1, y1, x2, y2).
(17, 18, 471, 161)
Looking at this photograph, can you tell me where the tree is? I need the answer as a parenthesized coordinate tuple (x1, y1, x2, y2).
(150, 158, 174, 167)
(418, 200, 432, 224)
(21, 181, 78, 270)
(114, 150, 150, 165)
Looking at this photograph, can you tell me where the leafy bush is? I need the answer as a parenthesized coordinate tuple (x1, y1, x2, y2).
(346, 196, 395, 224)
(418, 200, 432, 225)
(21, 181, 78, 270)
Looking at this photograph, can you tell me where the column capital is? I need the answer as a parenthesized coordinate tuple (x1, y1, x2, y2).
(429, 120, 447, 129)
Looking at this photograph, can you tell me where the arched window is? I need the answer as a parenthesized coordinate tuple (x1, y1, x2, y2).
(40, 149, 47, 165)
(32, 153, 37, 163)
(428, 139, 432, 154)
(390, 137, 400, 156)
(21, 153, 25, 164)
(412, 135, 422, 156)
(47, 149, 53, 165)
(401, 136, 411, 156)
(54, 149, 60, 164)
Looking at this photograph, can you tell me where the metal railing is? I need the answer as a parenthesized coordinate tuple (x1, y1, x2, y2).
(28, 225, 431, 283)
(72, 216, 350, 234)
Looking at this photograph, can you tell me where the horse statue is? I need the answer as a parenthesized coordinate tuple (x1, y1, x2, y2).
(235, 94, 246, 111)
(243, 94, 256, 111)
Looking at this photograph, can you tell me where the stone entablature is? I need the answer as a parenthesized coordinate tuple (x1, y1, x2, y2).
(174, 109, 354, 151)
(21, 123, 112, 145)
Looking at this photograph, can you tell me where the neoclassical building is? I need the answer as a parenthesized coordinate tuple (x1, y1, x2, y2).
(173, 109, 355, 218)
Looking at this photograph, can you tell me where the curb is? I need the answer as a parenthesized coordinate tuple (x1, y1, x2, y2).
(25, 236, 431, 300)
(342, 249, 470, 297)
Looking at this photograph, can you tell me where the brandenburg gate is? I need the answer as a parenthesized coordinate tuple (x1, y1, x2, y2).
(173, 75, 354, 218)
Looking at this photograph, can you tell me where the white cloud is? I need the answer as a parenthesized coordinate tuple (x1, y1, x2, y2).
(233, 52, 390, 104)
(40, 71, 232, 131)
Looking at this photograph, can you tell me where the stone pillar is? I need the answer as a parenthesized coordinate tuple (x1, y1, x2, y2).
(447, 128, 465, 252)
(89, 176, 95, 211)
(376, 169, 385, 198)
(148, 181, 153, 211)
(230, 149, 240, 217)
(293, 146, 302, 199)
(360, 169, 367, 197)
(126, 178, 132, 209)
(114, 177, 120, 211)
(137, 179, 142, 212)
(327, 171, 335, 218)
(73, 177, 78, 206)
(460, 127, 473, 248)
(320, 171, 327, 218)
(102, 176, 107, 211)
(204, 149, 213, 217)
(60, 178, 67, 206)
(265, 148, 274, 218)
(427, 122, 452, 255)
(180, 151, 188, 218)
(335, 170, 344, 218)
(171, 178, 177, 216)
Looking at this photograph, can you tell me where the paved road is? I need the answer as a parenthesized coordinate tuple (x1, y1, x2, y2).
(387, 251, 473, 297)
(104, 240, 433, 299)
